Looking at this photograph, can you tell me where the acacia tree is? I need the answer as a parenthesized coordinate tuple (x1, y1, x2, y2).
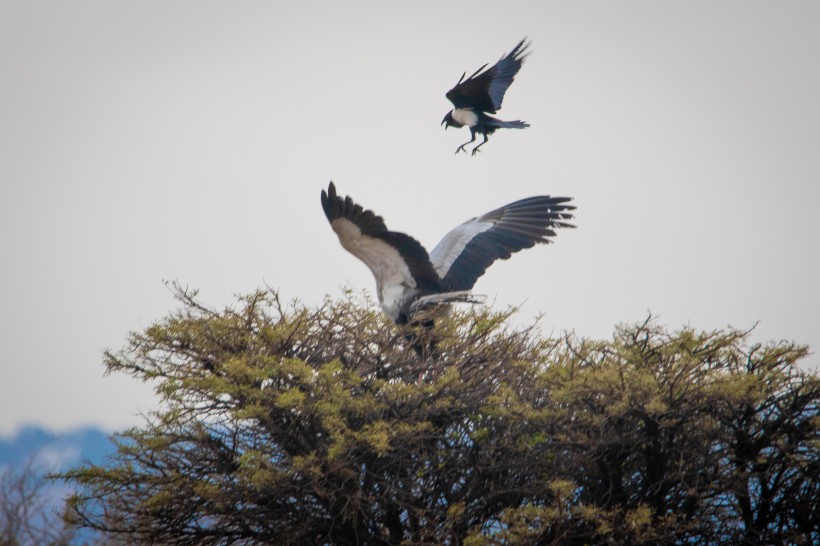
(62, 286, 819, 545)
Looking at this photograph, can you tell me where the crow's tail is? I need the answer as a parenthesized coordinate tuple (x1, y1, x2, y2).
(490, 119, 529, 129)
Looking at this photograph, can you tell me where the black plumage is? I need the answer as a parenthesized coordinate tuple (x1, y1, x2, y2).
(437, 196, 575, 291)
(442, 39, 530, 155)
(320, 182, 575, 324)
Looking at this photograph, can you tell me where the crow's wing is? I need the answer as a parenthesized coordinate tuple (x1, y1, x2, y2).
(445, 39, 529, 114)
(321, 182, 442, 297)
(429, 195, 575, 292)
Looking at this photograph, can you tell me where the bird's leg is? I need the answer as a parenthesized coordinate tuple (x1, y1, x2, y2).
(471, 133, 489, 156)
(455, 130, 477, 155)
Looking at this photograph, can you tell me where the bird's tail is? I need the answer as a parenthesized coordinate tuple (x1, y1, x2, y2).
(490, 119, 529, 129)
(409, 291, 485, 315)
(405, 291, 485, 361)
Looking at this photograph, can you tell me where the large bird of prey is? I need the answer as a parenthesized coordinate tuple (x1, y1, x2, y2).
(441, 39, 530, 156)
(320, 182, 575, 324)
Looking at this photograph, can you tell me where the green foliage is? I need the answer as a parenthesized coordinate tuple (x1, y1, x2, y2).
(61, 286, 819, 545)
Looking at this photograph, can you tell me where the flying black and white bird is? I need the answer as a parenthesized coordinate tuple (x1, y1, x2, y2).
(441, 39, 530, 156)
(320, 182, 575, 325)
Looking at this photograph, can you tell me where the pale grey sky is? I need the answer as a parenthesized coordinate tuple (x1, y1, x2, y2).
(2, 1, 819, 435)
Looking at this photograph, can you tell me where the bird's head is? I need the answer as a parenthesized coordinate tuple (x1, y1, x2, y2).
(441, 110, 459, 130)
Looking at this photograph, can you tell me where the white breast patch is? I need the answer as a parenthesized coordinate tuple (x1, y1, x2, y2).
(452, 108, 478, 127)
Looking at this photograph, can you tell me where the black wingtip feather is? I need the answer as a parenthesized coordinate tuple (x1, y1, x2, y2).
(321, 182, 443, 295)
(320, 181, 335, 223)
(437, 193, 576, 291)
(511, 38, 530, 59)
(322, 181, 391, 234)
(444, 38, 532, 113)
(468, 62, 489, 80)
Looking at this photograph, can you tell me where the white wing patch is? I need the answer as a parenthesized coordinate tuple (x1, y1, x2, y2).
(331, 218, 417, 322)
(452, 108, 478, 127)
(429, 219, 495, 279)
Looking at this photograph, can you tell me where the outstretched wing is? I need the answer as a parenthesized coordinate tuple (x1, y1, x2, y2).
(445, 39, 529, 114)
(321, 182, 442, 296)
(429, 195, 575, 292)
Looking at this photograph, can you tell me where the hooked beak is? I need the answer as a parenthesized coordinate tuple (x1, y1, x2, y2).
(441, 119, 447, 129)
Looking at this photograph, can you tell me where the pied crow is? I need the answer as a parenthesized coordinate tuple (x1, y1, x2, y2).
(442, 39, 530, 156)
(320, 182, 574, 325)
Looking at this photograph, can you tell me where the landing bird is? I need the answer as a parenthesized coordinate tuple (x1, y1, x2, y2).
(442, 39, 530, 156)
(320, 182, 575, 325)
